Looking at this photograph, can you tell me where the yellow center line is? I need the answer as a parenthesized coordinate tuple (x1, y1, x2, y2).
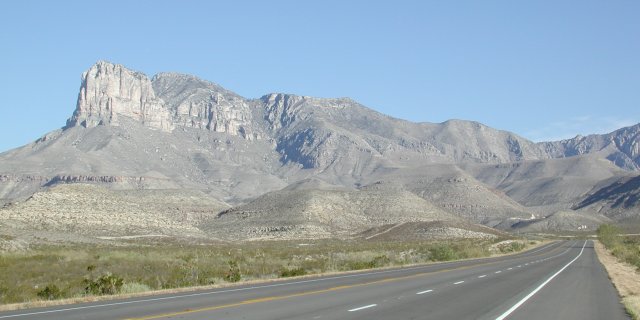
(125, 241, 568, 320)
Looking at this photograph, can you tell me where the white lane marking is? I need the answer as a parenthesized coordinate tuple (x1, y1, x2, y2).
(478, 275, 487, 278)
(520, 241, 561, 255)
(495, 240, 588, 320)
(507, 268, 513, 270)
(517, 265, 522, 268)
(0, 258, 484, 319)
(348, 304, 377, 312)
(454, 281, 465, 285)
(416, 289, 433, 295)
(495, 271, 502, 274)
(0, 241, 566, 319)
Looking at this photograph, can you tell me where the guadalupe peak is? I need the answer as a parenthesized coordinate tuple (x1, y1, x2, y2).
(66, 61, 174, 132)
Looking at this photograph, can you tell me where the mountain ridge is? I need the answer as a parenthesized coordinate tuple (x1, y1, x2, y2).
(1, 60, 639, 240)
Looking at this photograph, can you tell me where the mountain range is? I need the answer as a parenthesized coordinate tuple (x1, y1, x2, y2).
(1, 61, 638, 244)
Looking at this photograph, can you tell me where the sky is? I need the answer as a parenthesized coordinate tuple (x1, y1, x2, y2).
(1, 0, 638, 152)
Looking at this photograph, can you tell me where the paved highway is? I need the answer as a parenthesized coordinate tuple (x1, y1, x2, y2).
(0, 240, 629, 319)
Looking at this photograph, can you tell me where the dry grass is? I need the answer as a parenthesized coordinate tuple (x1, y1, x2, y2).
(594, 240, 640, 319)
(0, 238, 540, 311)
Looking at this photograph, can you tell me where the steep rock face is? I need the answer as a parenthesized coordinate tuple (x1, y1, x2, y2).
(67, 61, 174, 132)
(540, 124, 640, 170)
(152, 73, 257, 139)
(261, 93, 306, 132)
(260, 93, 385, 174)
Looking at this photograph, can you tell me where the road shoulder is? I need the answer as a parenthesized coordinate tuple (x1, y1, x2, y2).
(594, 240, 640, 319)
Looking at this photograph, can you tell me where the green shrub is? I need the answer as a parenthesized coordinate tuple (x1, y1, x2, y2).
(599, 224, 640, 270)
(370, 255, 390, 267)
(36, 284, 62, 300)
(224, 260, 241, 283)
(598, 224, 621, 247)
(498, 241, 525, 253)
(279, 267, 307, 278)
(343, 254, 391, 270)
(83, 273, 124, 295)
(429, 244, 458, 261)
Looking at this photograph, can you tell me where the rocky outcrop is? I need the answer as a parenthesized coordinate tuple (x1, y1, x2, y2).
(152, 73, 257, 139)
(66, 61, 261, 139)
(67, 61, 174, 132)
(261, 93, 305, 131)
(540, 124, 640, 170)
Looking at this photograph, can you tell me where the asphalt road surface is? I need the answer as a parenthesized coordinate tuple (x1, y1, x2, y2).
(0, 240, 629, 319)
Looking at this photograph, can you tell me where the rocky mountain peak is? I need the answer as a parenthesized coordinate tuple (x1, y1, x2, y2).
(66, 61, 174, 132)
(540, 123, 640, 170)
(65, 62, 259, 139)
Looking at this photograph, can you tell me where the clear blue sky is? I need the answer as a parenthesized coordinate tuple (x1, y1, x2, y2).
(1, 0, 638, 152)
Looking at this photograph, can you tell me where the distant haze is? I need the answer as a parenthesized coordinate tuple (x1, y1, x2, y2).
(1, 1, 639, 152)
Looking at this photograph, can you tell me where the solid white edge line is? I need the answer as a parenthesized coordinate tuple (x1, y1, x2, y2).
(495, 240, 587, 320)
(348, 304, 377, 312)
(416, 289, 433, 295)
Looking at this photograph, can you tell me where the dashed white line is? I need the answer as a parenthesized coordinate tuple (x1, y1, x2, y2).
(495, 240, 587, 320)
(517, 265, 522, 268)
(478, 275, 487, 278)
(348, 304, 377, 312)
(507, 268, 513, 270)
(495, 271, 502, 274)
(416, 289, 433, 295)
(454, 281, 465, 285)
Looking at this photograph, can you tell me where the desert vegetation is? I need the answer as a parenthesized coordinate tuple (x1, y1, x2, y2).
(598, 224, 640, 270)
(597, 224, 640, 319)
(0, 238, 528, 305)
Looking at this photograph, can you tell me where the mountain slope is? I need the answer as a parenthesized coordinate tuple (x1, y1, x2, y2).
(1, 60, 639, 237)
(462, 155, 626, 209)
(540, 125, 640, 170)
(0, 184, 229, 239)
(573, 175, 640, 221)
(201, 189, 461, 240)
(359, 164, 535, 227)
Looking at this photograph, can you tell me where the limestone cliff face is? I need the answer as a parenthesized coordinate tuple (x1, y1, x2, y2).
(66, 61, 257, 139)
(152, 73, 257, 139)
(261, 93, 305, 132)
(67, 61, 174, 132)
